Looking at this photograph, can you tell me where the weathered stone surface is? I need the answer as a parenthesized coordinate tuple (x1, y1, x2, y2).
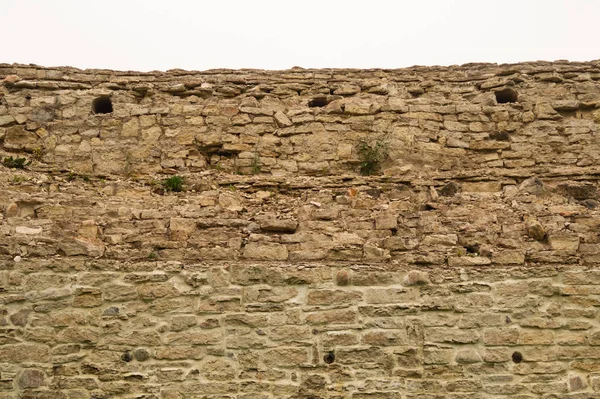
(402, 270, 429, 286)
(17, 369, 46, 389)
(10, 309, 32, 326)
(256, 217, 298, 232)
(1, 61, 600, 398)
(15, 226, 43, 235)
(242, 242, 288, 260)
(3, 125, 39, 150)
(456, 349, 482, 364)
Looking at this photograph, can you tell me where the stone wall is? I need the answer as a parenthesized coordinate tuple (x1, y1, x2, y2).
(1, 61, 600, 398)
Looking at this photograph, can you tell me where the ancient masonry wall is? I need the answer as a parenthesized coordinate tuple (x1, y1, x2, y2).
(1, 60, 600, 398)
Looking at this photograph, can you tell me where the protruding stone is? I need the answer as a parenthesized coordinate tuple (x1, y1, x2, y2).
(134, 348, 150, 361)
(103, 306, 120, 316)
(5, 203, 18, 218)
(335, 270, 350, 286)
(402, 270, 430, 286)
(3, 74, 21, 85)
(526, 219, 546, 241)
(274, 111, 292, 128)
(518, 177, 545, 195)
(256, 217, 298, 233)
(15, 226, 43, 235)
(455, 349, 482, 364)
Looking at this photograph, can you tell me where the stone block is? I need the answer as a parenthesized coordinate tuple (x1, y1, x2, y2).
(242, 242, 288, 261)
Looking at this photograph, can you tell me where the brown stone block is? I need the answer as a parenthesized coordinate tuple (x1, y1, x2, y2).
(513, 362, 567, 375)
(105, 331, 162, 346)
(18, 369, 46, 389)
(458, 313, 504, 328)
(362, 330, 408, 346)
(557, 346, 600, 359)
(57, 326, 99, 344)
(137, 282, 180, 300)
(519, 330, 554, 345)
(424, 328, 479, 344)
(306, 309, 358, 325)
(423, 347, 453, 365)
(563, 271, 600, 285)
(456, 349, 482, 364)
(483, 328, 519, 346)
(307, 289, 362, 306)
(0, 343, 50, 362)
(364, 288, 417, 304)
(323, 331, 360, 347)
(263, 348, 309, 366)
(268, 325, 312, 342)
(520, 346, 558, 362)
(483, 347, 509, 363)
(493, 250, 525, 265)
(335, 346, 385, 364)
(448, 256, 492, 267)
(103, 284, 139, 302)
(154, 346, 206, 360)
(73, 287, 103, 307)
(556, 331, 587, 346)
(4, 125, 40, 150)
(242, 242, 288, 261)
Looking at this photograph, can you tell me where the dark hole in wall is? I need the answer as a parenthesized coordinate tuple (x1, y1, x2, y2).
(92, 96, 113, 114)
(121, 351, 133, 362)
(465, 244, 480, 255)
(495, 88, 518, 104)
(323, 351, 335, 364)
(308, 97, 329, 107)
(512, 351, 523, 363)
(489, 131, 511, 141)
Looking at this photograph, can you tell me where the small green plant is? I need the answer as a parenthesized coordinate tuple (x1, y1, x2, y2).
(251, 153, 261, 174)
(148, 252, 158, 260)
(2, 156, 30, 169)
(82, 175, 90, 182)
(356, 135, 390, 176)
(12, 175, 27, 183)
(32, 147, 44, 161)
(163, 175, 184, 192)
(67, 172, 76, 182)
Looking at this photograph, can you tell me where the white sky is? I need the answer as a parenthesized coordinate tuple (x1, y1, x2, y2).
(2, 0, 599, 71)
